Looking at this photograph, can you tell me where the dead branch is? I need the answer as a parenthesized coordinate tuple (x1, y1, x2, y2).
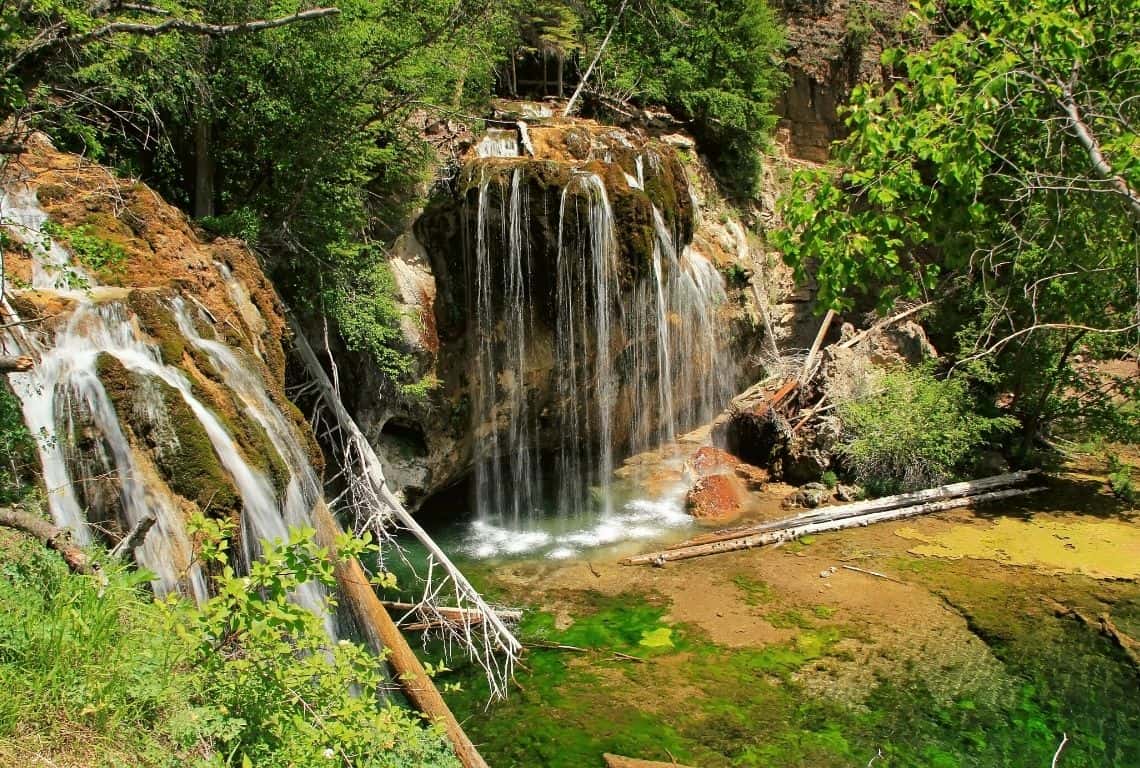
(800, 309, 836, 383)
(1052, 733, 1069, 768)
(0, 505, 92, 574)
(563, 0, 629, 117)
(381, 601, 522, 624)
(108, 512, 155, 559)
(841, 564, 903, 583)
(0, 355, 33, 372)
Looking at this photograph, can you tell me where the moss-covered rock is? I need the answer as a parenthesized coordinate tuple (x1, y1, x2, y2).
(127, 290, 185, 367)
(96, 353, 241, 516)
(643, 150, 694, 246)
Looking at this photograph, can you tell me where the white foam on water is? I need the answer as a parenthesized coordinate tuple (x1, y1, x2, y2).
(459, 485, 693, 560)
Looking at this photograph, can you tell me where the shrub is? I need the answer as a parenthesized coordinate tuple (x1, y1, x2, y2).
(838, 367, 1017, 493)
(0, 516, 461, 768)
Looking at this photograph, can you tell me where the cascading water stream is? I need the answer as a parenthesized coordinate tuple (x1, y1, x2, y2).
(463, 157, 737, 559)
(0, 186, 330, 626)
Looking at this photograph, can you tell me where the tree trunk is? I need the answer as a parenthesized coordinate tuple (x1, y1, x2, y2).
(564, 0, 629, 117)
(312, 503, 490, 768)
(668, 469, 1040, 552)
(0, 506, 92, 574)
(624, 481, 1044, 566)
(193, 117, 215, 219)
(0, 355, 33, 372)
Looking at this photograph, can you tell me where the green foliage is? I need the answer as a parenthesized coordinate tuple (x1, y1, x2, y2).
(777, 0, 1140, 441)
(838, 366, 1017, 492)
(584, 0, 785, 194)
(0, 520, 460, 768)
(180, 516, 460, 768)
(0, 535, 195, 766)
(321, 250, 433, 398)
(41, 220, 127, 274)
(0, 383, 36, 504)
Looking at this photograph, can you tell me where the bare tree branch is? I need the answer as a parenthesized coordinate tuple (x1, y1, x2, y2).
(4, 7, 341, 78)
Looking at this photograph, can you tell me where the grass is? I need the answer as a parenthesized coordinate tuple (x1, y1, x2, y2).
(0, 534, 196, 767)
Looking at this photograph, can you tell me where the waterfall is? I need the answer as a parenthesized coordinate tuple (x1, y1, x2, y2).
(465, 156, 737, 556)
(555, 173, 621, 520)
(0, 186, 330, 628)
(472, 169, 543, 528)
(476, 129, 520, 159)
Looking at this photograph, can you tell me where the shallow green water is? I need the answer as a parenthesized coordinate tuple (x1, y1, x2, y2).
(434, 561, 1140, 768)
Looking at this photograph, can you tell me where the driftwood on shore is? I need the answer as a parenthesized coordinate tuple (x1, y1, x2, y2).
(672, 470, 1041, 551)
(622, 481, 1046, 566)
(603, 753, 697, 768)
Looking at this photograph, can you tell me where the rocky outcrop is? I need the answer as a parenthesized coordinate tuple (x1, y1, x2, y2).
(350, 117, 781, 508)
(2, 135, 325, 597)
(776, 0, 912, 162)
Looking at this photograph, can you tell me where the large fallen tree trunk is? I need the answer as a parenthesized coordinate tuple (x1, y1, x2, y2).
(621, 486, 1046, 565)
(0, 506, 92, 574)
(313, 503, 490, 768)
(670, 470, 1040, 551)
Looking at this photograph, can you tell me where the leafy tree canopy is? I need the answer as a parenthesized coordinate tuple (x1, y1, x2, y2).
(777, 0, 1140, 442)
(583, 0, 786, 194)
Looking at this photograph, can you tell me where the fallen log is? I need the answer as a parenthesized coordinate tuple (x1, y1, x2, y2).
(0, 506, 92, 574)
(621, 486, 1046, 566)
(801, 308, 837, 383)
(668, 470, 1041, 551)
(313, 503, 490, 768)
(603, 753, 697, 768)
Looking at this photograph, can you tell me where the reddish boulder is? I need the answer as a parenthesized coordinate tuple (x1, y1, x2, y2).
(685, 474, 744, 523)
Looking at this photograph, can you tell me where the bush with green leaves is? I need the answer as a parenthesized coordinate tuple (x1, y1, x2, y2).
(0, 515, 460, 768)
(1106, 454, 1137, 505)
(837, 366, 1017, 493)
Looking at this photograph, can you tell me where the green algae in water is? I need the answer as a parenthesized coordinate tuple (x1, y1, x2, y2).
(437, 566, 1140, 768)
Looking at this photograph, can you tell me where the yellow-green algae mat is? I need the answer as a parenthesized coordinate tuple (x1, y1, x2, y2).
(896, 515, 1140, 579)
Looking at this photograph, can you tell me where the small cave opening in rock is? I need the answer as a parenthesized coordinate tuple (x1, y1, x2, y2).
(415, 474, 476, 529)
(378, 418, 429, 459)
